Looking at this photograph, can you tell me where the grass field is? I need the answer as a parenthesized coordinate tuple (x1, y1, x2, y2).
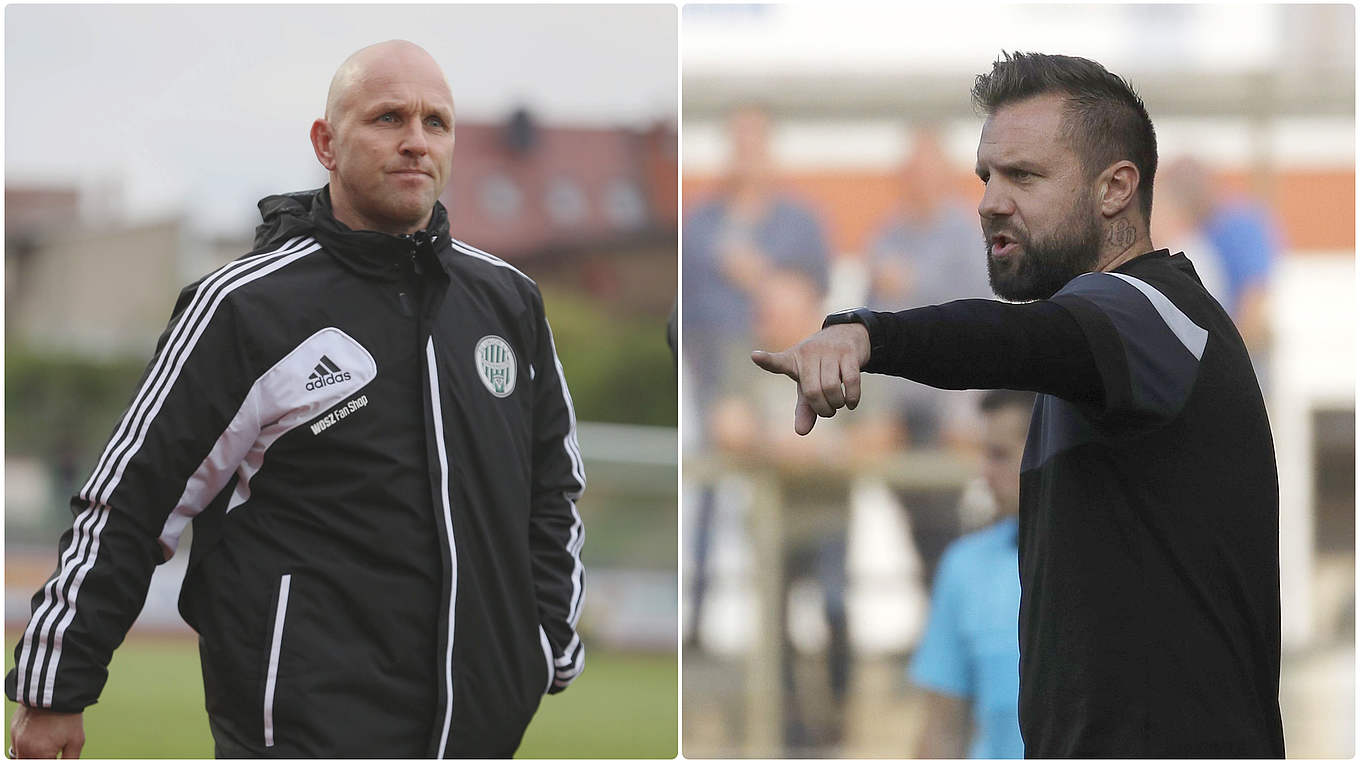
(5, 633, 676, 758)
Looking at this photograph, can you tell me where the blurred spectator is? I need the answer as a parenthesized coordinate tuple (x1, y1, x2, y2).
(908, 390, 1033, 759)
(868, 128, 992, 314)
(865, 127, 990, 449)
(1150, 174, 1230, 307)
(866, 127, 991, 586)
(1158, 156, 1282, 357)
(711, 267, 850, 749)
(682, 105, 832, 397)
(705, 266, 906, 750)
(684, 104, 833, 651)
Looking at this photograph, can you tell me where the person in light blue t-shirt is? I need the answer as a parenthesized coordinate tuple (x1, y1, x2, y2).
(909, 389, 1034, 759)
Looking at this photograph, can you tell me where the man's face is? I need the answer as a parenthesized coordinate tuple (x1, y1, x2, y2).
(975, 93, 1102, 301)
(980, 405, 1031, 518)
(322, 52, 455, 234)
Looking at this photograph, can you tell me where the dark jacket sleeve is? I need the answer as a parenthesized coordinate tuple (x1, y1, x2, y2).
(526, 287, 587, 695)
(6, 276, 262, 712)
(862, 298, 1104, 407)
(861, 271, 1212, 429)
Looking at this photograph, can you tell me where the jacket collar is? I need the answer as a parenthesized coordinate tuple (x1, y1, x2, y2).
(254, 186, 453, 282)
(311, 187, 453, 281)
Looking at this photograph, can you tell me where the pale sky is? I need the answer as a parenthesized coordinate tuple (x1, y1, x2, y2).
(5, 4, 678, 235)
(682, 4, 1289, 75)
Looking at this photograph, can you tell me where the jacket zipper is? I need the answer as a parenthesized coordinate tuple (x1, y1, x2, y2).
(407, 231, 458, 757)
(396, 248, 418, 317)
(263, 574, 292, 748)
(396, 231, 431, 318)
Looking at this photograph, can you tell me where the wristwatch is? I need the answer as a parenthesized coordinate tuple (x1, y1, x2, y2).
(821, 307, 885, 357)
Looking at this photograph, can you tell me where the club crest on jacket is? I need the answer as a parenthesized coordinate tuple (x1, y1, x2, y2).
(475, 335, 516, 397)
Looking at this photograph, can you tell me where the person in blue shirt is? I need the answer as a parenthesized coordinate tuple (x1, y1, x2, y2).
(1159, 156, 1281, 358)
(908, 389, 1034, 758)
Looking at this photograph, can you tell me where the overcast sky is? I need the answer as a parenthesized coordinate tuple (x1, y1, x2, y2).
(682, 4, 1292, 74)
(5, 4, 677, 235)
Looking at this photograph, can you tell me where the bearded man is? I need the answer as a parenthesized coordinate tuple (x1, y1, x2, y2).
(753, 52, 1283, 758)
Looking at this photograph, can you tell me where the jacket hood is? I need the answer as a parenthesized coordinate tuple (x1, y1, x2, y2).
(254, 189, 322, 251)
(254, 186, 453, 280)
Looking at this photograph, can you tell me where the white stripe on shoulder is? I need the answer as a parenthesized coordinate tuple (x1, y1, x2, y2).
(78, 236, 315, 505)
(1106, 272, 1209, 360)
(159, 327, 379, 558)
(86, 238, 321, 507)
(447, 237, 536, 283)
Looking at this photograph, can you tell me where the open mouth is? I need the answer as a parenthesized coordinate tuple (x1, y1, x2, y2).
(990, 232, 1020, 258)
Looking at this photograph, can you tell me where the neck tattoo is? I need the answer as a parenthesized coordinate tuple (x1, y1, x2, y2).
(1106, 217, 1137, 253)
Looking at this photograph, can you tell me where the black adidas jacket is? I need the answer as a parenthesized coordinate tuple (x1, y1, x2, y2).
(6, 187, 587, 757)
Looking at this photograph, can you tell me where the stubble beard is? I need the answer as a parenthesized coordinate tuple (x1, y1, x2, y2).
(352, 182, 437, 235)
(985, 201, 1103, 302)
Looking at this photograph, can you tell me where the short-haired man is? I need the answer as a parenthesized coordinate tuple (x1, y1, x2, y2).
(754, 52, 1284, 757)
(909, 390, 1033, 759)
(8, 40, 586, 758)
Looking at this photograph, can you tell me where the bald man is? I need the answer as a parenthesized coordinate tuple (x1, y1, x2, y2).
(7, 40, 586, 758)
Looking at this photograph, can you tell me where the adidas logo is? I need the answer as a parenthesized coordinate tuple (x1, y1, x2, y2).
(305, 355, 353, 391)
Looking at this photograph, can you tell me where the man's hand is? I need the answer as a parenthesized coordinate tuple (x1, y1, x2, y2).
(10, 704, 84, 758)
(751, 323, 872, 435)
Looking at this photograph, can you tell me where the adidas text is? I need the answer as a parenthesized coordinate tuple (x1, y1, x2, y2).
(306, 371, 352, 391)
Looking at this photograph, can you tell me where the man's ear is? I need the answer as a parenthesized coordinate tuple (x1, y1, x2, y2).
(311, 119, 338, 171)
(1097, 160, 1139, 218)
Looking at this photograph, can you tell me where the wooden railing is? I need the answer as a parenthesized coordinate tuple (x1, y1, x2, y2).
(684, 449, 977, 756)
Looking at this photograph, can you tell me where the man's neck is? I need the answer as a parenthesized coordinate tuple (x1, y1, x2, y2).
(328, 188, 431, 236)
(1095, 214, 1155, 273)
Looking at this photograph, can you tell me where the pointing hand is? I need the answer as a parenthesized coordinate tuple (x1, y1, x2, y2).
(751, 323, 871, 436)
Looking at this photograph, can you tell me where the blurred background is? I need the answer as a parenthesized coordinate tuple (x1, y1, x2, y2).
(681, 4, 1353, 758)
(5, 5, 677, 758)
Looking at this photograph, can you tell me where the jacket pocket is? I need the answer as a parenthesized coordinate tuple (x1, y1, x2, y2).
(537, 625, 555, 695)
(262, 574, 292, 748)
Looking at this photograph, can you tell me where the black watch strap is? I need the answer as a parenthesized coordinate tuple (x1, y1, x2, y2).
(821, 307, 885, 357)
